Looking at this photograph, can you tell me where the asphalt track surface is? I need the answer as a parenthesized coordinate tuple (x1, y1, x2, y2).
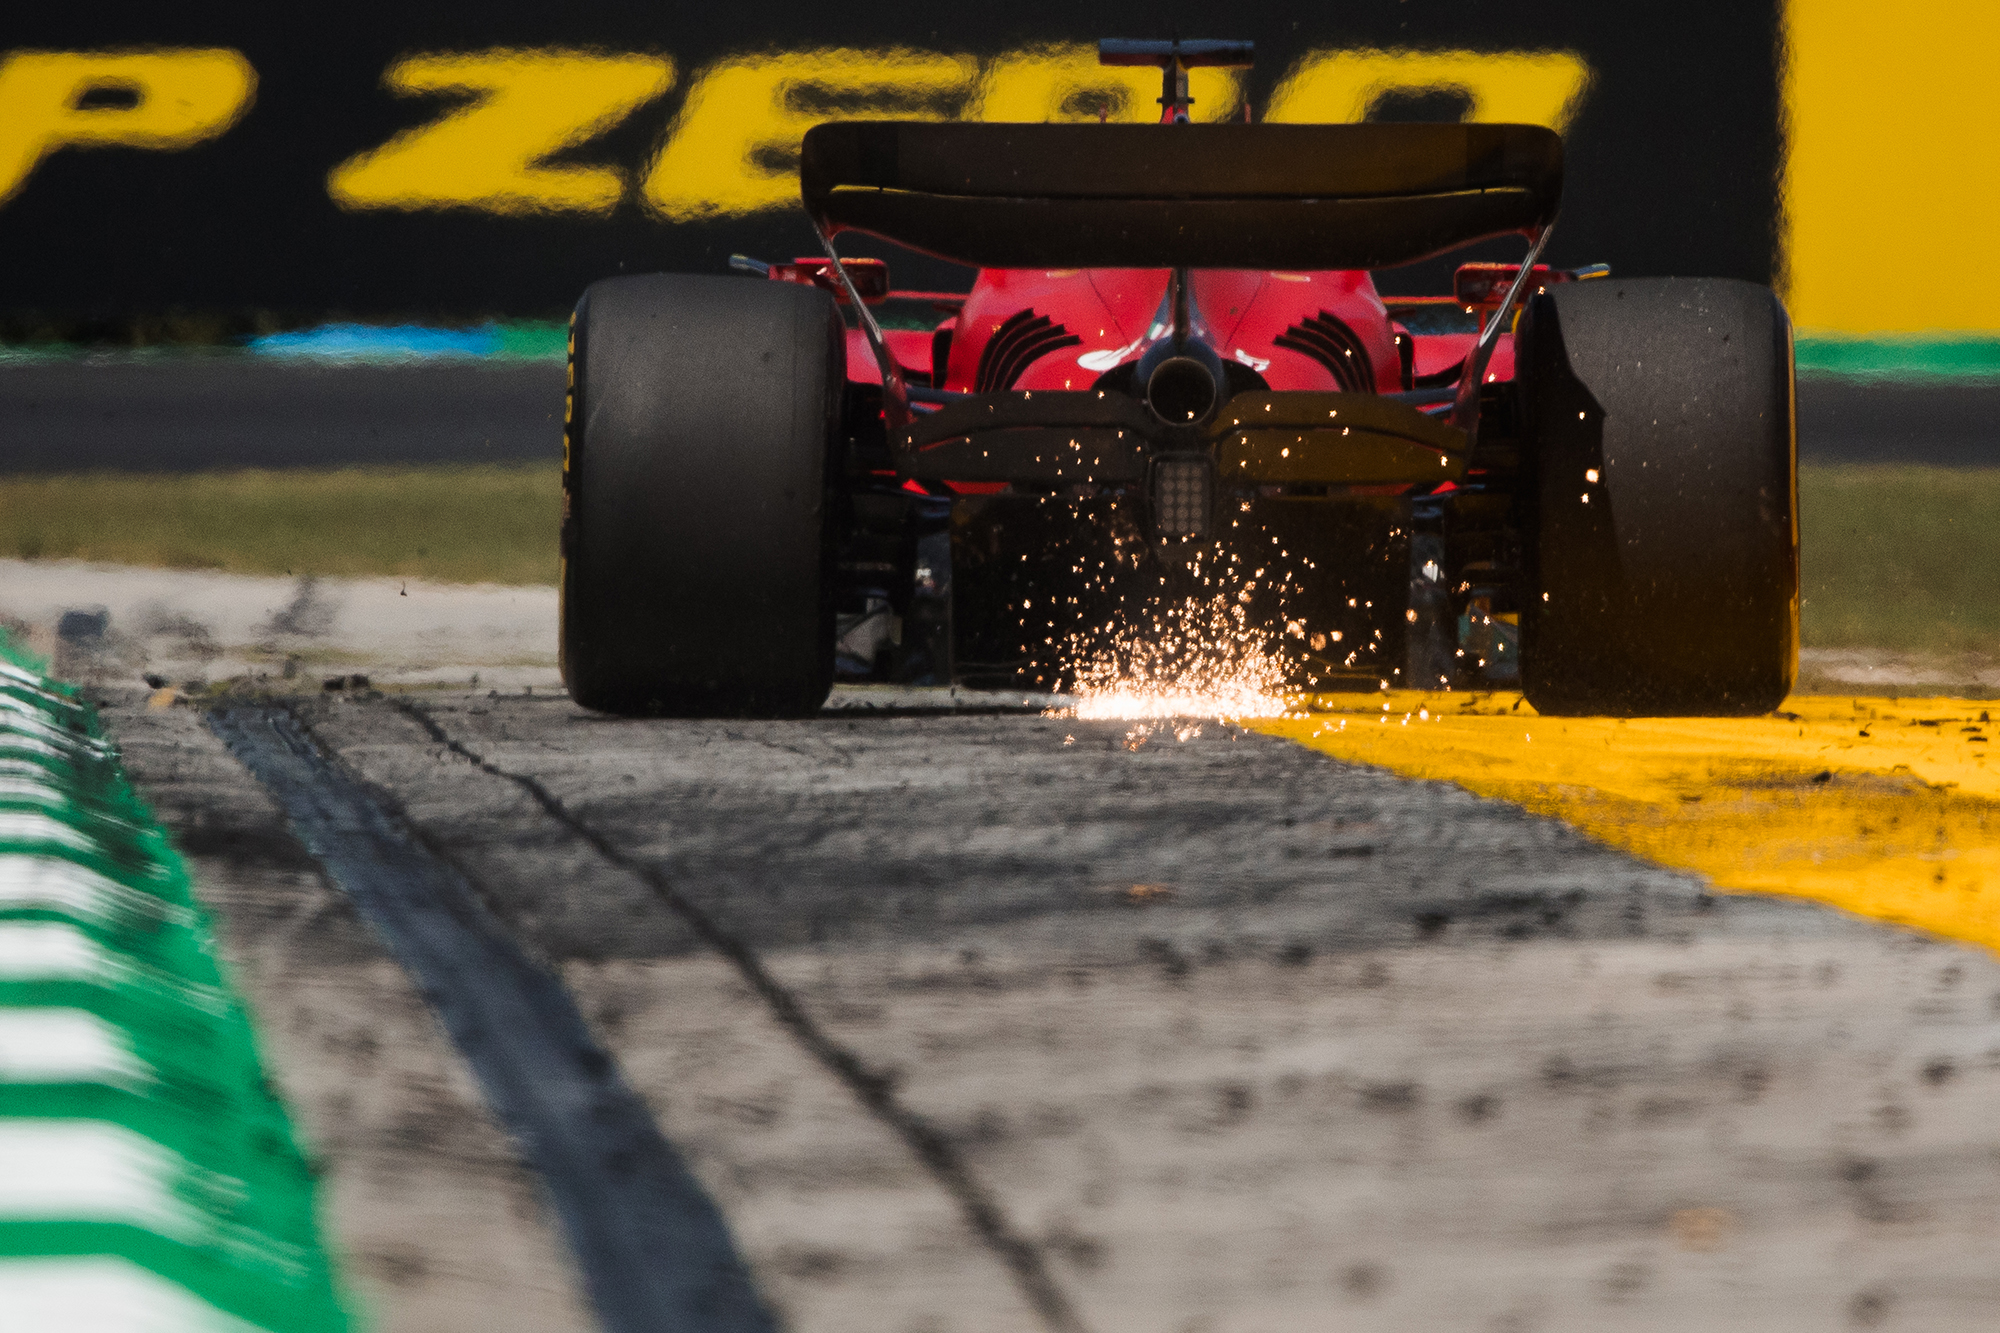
(0, 361, 564, 473)
(208, 704, 773, 1333)
(0, 360, 1992, 471)
(105, 685, 2000, 1332)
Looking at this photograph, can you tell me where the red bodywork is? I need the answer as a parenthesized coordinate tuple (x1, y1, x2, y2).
(783, 97, 1569, 693)
(842, 269, 1515, 399)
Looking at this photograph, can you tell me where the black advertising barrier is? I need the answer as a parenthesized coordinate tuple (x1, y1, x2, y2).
(0, 2, 1781, 328)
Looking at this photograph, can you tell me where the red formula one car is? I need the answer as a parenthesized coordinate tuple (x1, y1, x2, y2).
(560, 39, 1796, 718)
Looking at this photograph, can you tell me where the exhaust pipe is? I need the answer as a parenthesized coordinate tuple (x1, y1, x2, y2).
(1134, 267, 1229, 425)
(1144, 354, 1220, 424)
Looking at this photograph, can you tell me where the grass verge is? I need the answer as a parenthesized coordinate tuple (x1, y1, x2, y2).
(0, 463, 558, 586)
(0, 461, 1990, 655)
(1800, 464, 2000, 654)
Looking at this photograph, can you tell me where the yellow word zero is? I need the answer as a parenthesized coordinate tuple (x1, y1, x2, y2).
(642, 48, 978, 222)
(976, 43, 1241, 123)
(1786, 0, 2000, 332)
(0, 48, 256, 207)
(1266, 48, 1593, 132)
(329, 50, 674, 216)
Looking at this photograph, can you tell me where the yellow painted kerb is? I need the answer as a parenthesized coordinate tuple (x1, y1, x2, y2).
(1256, 693, 2000, 956)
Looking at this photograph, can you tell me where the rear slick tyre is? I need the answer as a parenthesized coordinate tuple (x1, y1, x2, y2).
(1517, 277, 1798, 716)
(560, 273, 842, 717)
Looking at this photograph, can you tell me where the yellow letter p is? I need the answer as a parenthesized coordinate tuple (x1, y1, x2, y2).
(0, 49, 257, 207)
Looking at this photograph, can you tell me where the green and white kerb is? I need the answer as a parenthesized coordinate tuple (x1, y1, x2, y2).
(0, 639, 351, 1332)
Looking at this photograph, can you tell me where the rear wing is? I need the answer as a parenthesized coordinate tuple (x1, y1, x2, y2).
(799, 121, 1563, 271)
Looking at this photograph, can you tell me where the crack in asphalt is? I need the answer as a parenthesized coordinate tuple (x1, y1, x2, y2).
(209, 703, 777, 1333)
(387, 695, 1097, 1333)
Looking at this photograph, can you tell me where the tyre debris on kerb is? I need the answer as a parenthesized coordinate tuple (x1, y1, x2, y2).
(0, 641, 351, 1332)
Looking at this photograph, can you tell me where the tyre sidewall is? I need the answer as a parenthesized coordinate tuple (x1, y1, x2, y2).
(1518, 277, 1798, 715)
(562, 274, 842, 715)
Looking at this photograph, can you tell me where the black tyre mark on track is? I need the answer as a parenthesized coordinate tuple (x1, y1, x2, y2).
(386, 696, 1095, 1333)
(208, 705, 775, 1333)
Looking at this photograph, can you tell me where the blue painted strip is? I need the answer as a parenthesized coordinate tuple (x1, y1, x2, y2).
(247, 323, 503, 360)
(246, 321, 566, 363)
